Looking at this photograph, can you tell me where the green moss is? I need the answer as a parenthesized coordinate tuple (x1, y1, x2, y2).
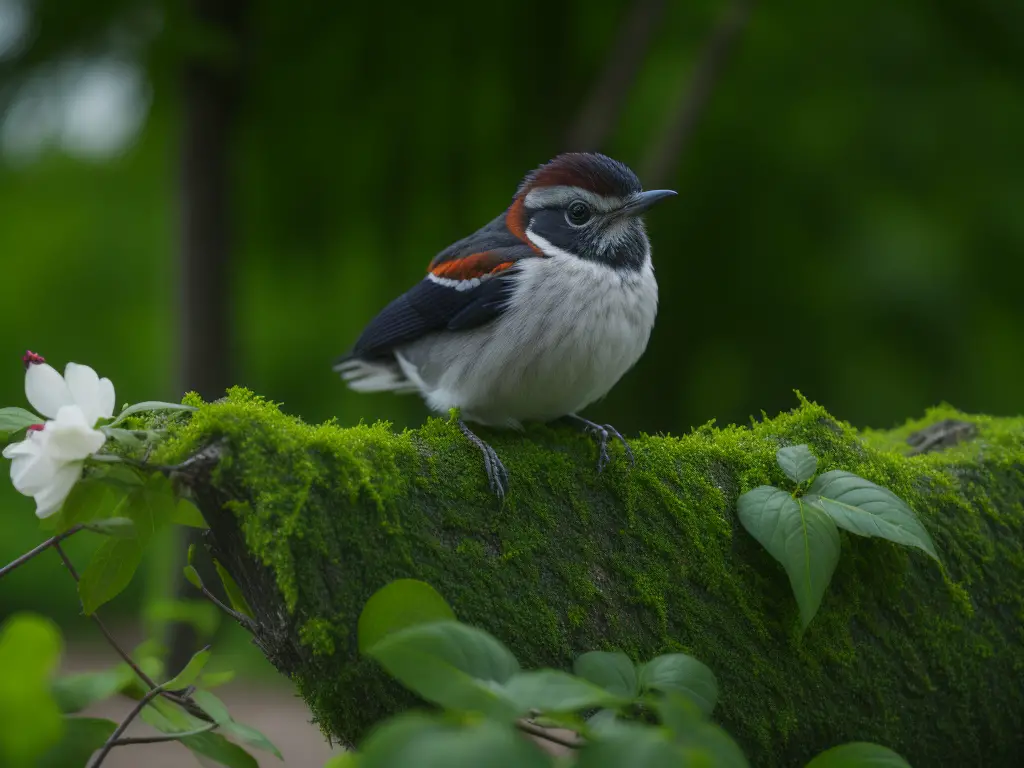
(299, 618, 336, 657)
(154, 389, 1024, 766)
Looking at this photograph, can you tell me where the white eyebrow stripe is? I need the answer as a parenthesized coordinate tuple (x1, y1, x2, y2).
(524, 185, 622, 212)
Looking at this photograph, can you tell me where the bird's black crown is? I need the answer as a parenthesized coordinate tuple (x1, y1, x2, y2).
(517, 152, 642, 200)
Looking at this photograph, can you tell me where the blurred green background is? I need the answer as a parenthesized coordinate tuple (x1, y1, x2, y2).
(1, 0, 1022, 631)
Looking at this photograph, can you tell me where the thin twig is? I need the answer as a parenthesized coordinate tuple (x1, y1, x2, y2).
(642, 0, 756, 186)
(52, 542, 212, 720)
(192, 576, 258, 633)
(0, 525, 84, 579)
(89, 685, 165, 767)
(53, 542, 161, 690)
(566, 0, 667, 151)
(106, 722, 217, 747)
(517, 719, 583, 749)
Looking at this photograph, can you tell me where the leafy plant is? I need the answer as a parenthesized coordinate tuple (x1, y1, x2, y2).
(737, 444, 940, 629)
(332, 579, 913, 767)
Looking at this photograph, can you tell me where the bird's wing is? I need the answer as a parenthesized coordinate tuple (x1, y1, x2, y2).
(336, 232, 540, 363)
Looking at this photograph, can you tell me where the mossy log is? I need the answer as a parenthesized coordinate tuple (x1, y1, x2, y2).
(153, 390, 1024, 767)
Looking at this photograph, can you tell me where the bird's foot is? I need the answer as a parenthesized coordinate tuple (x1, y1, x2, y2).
(567, 414, 635, 473)
(458, 420, 509, 499)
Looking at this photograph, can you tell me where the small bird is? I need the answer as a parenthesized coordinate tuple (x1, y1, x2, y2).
(334, 152, 675, 497)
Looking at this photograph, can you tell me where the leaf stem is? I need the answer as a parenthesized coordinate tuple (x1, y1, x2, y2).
(189, 566, 259, 633)
(0, 525, 84, 579)
(89, 684, 166, 767)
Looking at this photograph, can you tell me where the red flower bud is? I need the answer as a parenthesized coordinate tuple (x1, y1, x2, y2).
(22, 350, 46, 369)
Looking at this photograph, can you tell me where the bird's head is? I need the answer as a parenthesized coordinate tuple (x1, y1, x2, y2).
(505, 152, 676, 272)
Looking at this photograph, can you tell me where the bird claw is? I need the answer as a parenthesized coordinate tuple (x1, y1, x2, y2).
(459, 421, 509, 499)
(569, 415, 635, 473)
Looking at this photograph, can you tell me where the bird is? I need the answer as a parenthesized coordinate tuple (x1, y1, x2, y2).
(334, 152, 675, 498)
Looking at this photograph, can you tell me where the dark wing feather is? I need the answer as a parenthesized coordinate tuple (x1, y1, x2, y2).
(336, 227, 537, 363)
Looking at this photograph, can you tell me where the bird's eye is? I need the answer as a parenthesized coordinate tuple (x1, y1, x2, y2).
(566, 200, 592, 226)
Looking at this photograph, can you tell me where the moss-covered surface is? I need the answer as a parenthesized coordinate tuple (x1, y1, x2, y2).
(154, 389, 1024, 766)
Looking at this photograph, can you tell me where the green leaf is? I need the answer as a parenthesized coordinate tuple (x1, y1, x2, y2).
(638, 654, 719, 716)
(52, 479, 128, 534)
(193, 690, 283, 758)
(576, 723, 680, 768)
(221, 720, 283, 760)
(172, 498, 209, 529)
(199, 670, 236, 688)
(737, 486, 841, 630)
(181, 731, 260, 768)
(143, 696, 259, 767)
(82, 516, 137, 538)
(142, 694, 203, 731)
(110, 400, 197, 425)
(38, 717, 117, 768)
(0, 613, 65, 765)
(101, 426, 144, 448)
(805, 470, 939, 561)
(584, 709, 624, 737)
(804, 742, 912, 768)
(654, 692, 749, 767)
(366, 620, 520, 719)
(776, 444, 818, 484)
(52, 664, 133, 713)
(78, 537, 144, 614)
(0, 406, 39, 433)
(503, 670, 625, 713)
(127, 472, 178, 543)
(573, 651, 638, 698)
(324, 754, 359, 768)
(103, 463, 146, 484)
(194, 690, 232, 724)
(215, 559, 254, 618)
(358, 714, 551, 768)
(144, 598, 221, 639)
(358, 579, 456, 654)
(184, 564, 202, 589)
(165, 647, 211, 689)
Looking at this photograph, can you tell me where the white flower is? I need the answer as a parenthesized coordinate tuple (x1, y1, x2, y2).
(2, 357, 113, 518)
(26, 361, 115, 427)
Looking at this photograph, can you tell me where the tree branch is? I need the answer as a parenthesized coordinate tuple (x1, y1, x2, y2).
(565, 0, 666, 151)
(89, 685, 166, 767)
(0, 524, 82, 579)
(642, 0, 755, 186)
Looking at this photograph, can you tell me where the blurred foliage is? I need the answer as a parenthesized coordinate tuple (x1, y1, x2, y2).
(1, 0, 1023, 620)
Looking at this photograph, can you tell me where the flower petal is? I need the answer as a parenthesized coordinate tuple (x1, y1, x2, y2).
(25, 363, 72, 419)
(9, 445, 60, 496)
(64, 363, 104, 425)
(33, 461, 83, 519)
(45, 405, 107, 461)
(97, 377, 116, 420)
(3, 437, 38, 459)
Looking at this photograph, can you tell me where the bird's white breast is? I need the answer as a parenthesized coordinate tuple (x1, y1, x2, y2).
(396, 254, 658, 428)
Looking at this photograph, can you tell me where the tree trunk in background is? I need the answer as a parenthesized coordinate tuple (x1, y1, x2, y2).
(564, 0, 666, 152)
(169, 0, 247, 676)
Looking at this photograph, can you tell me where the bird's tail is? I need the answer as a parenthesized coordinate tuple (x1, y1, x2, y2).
(333, 356, 420, 394)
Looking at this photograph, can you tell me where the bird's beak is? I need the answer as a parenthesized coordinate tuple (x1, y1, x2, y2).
(618, 189, 678, 217)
